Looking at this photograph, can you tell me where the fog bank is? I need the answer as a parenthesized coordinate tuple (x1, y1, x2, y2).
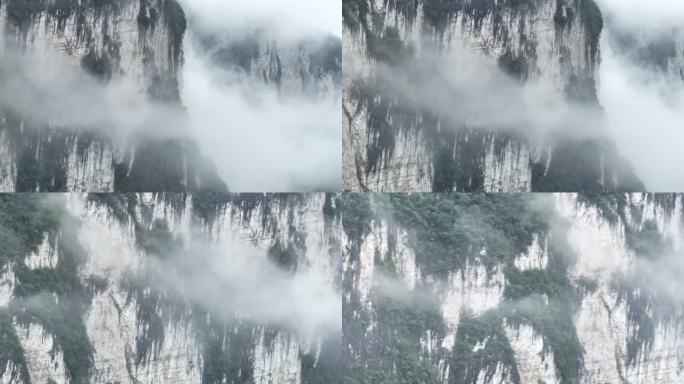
(178, 0, 342, 192)
(141, 231, 341, 340)
(182, 39, 341, 192)
(597, 0, 684, 190)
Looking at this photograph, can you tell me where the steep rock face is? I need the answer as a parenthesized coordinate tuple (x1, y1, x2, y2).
(342, 195, 552, 383)
(14, 322, 68, 384)
(343, 193, 684, 384)
(342, 0, 641, 192)
(0, 193, 341, 383)
(64, 139, 115, 194)
(0, 0, 180, 91)
(0, 0, 225, 192)
(558, 194, 684, 384)
(0, 127, 15, 191)
(504, 322, 557, 384)
(246, 35, 342, 99)
(194, 28, 342, 100)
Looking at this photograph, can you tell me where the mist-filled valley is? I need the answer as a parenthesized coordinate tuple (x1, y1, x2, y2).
(0, 0, 342, 192)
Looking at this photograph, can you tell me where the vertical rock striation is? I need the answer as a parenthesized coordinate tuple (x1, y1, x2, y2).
(342, 0, 642, 192)
(343, 193, 684, 383)
(0, 193, 342, 383)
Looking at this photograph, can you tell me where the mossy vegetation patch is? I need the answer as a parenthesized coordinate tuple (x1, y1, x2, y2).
(450, 310, 521, 384)
(112, 139, 228, 192)
(578, 0, 603, 63)
(498, 50, 530, 80)
(343, 193, 590, 383)
(6, 0, 46, 27)
(341, 193, 374, 239)
(137, 0, 159, 29)
(345, 280, 445, 384)
(532, 138, 644, 192)
(342, 0, 370, 32)
(163, 0, 187, 64)
(0, 195, 62, 266)
(0, 196, 94, 381)
(386, 193, 550, 276)
(0, 311, 30, 383)
(502, 228, 584, 384)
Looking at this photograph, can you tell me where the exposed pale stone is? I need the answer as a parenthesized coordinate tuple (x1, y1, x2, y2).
(24, 233, 59, 270)
(514, 234, 548, 271)
(345, 193, 684, 384)
(505, 322, 558, 384)
(14, 322, 68, 384)
(343, 0, 592, 192)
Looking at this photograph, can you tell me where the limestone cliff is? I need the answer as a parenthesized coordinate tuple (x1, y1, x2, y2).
(342, 0, 643, 192)
(0, 193, 341, 383)
(343, 193, 684, 383)
(0, 0, 225, 192)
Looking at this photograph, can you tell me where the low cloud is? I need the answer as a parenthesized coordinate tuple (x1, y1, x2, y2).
(349, 39, 610, 143)
(0, 46, 188, 146)
(597, 0, 684, 34)
(179, 0, 342, 192)
(599, 41, 684, 190)
(346, 9, 684, 190)
(595, 0, 684, 190)
(141, 233, 341, 340)
(630, 250, 684, 304)
(182, 39, 341, 192)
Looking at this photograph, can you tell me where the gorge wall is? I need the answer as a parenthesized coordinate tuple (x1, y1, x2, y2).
(0, 0, 225, 192)
(343, 193, 684, 383)
(342, 0, 643, 192)
(0, 193, 342, 383)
